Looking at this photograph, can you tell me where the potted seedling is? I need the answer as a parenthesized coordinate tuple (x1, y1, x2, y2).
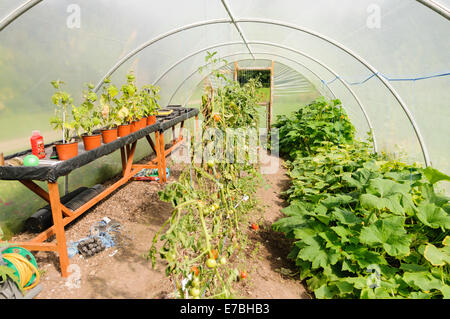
(50, 80, 80, 160)
(120, 72, 143, 133)
(99, 78, 121, 143)
(141, 84, 161, 126)
(116, 99, 132, 137)
(73, 83, 102, 151)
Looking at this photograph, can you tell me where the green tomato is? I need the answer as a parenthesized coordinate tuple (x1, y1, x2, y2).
(219, 256, 227, 265)
(190, 288, 200, 297)
(206, 258, 217, 268)
(207, 160, 214, 168)
(192, 277, 200, 288)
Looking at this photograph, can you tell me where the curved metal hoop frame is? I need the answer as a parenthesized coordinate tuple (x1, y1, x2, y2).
(1, 3, 440, 164)
(88, 19, 429, 163)
(0, 0, 43, 32)
(162, 43, 377, 152)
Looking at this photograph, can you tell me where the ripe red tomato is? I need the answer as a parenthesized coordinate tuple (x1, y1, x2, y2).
(209, 249, 219, 260)
(240, 270, 247, 279)
(213, 114, 221, 122)
(251, 223, 259, 231)
(191, 266, 199, 276)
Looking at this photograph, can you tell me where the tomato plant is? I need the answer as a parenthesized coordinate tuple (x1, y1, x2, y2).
(148, 52, 263, 299)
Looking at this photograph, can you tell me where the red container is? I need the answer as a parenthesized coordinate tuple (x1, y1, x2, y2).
(147, 115, 156, 126)
(130, 121, 140, 133)
(118, 124, 131, 137)
(55, 142, 78, 160)
(101, 128, 118, 144)
(30, 130, 45, 159)
(82, 134, 102, 151)
(139, 117, 147, 129)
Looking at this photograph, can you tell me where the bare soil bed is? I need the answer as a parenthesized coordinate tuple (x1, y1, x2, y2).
(11, 154, 308, 299)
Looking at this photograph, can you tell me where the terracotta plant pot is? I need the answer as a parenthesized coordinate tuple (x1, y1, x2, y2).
(130, 120, 140, 133)
(82, 134, 102, 151)
(147, 115, 157, 126)
(139, 117, 147, 129)
(118, 124, 131, 137)
(101, 128, 118, 144)
(55, 142, 78, 160)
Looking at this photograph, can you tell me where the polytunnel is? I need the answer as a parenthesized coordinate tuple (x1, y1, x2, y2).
(0, 0, 449, 300)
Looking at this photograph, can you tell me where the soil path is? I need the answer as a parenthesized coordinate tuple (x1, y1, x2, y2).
(240, 154, 309, 299)
(10, 154, 308, 299)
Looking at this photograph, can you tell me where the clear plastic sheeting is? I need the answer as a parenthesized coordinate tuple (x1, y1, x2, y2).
(183, 59, 321, 129)
(0, 0, 448, 205)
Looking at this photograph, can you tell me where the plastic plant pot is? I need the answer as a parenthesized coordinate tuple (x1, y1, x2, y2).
(130, 120, 140, 133)
(118, 124, 131, 137)
(147, 115, 157, 126)
(55, 141, 78, 160)
(82, 134, 102, 151)
(101, 128, 118, 144)
(139, 117, 147, 129)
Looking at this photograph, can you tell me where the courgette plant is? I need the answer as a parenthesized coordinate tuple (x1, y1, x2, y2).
(273, 100, 450, 299)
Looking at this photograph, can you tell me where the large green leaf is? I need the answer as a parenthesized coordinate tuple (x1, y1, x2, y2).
(423, 244, 450, 266)
(360, 193, 385, 210)
(443, 236, 450, 246)
(423, 167, 450, 185)
(344, 245, 387, 268)
(403, 271, 443, 292)
(360, 178, 412, 215)
(359, 216, 411, 257)
(297, 236, 340, 269)
(367, 178, 410, 197)
(440, 285, 450, 299)
(332, 208, 362, 225)
(416, 202, 450, 230)
(314, 284, 339, 299)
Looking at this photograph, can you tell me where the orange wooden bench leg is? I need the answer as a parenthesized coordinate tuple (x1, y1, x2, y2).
(159, 131, 167, 183)
(48, 182, 70, 278)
